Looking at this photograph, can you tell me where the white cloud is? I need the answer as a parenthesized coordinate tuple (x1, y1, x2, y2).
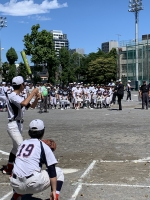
(0, 0, 68, 16)
(19, 20, 29, 23)
(34, 15, 51, 21)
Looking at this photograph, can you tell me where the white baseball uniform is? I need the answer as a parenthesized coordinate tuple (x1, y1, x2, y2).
(10, 139, 64, 195)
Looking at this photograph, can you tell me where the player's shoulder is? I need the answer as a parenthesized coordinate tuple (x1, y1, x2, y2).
(9, 91, 17, 99)
(40, 140, 52, 150)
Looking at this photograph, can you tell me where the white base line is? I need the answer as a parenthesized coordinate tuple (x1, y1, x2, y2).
(69, 160, 97, 200)
(0, 150, 9, 156)
(0, 191, 13, 200)
(100, 159, 150, 163)
(0, 183, 10, 186)
(82, 183, 150, 188)
(80, 160, 97, 180)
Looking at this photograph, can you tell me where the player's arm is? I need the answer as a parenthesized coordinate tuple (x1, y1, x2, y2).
(50, 177, 57, 200)
(48, 164, 57, 200)
(30, 92, 41, 108)
(21, 88, 39, 106)
(140, 87, 142, 97)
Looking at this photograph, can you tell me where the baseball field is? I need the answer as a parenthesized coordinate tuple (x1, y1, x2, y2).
(0, 92, 150, 200)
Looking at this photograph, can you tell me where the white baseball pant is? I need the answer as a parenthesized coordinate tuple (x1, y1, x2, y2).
(7, 121, 23, 155)
(50, 97, 56, 106)
(10, 167, 64, 195)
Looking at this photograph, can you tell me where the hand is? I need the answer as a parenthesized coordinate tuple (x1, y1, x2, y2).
(36, 93, 41, 99)
(50, 191, 56, 200)
(33, 88, 39, 95)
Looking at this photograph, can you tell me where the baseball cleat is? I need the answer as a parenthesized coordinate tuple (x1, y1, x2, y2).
(2, 163, 13, 175)
(11, 193, 22, 200)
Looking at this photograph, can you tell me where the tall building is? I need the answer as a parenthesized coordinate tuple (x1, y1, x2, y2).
(117, 37, 150, 88)
(70, 48, 85, 55)
(50, 30, 69, 56)
(142, 34, 150, 40)
(101, 40, 118, 53)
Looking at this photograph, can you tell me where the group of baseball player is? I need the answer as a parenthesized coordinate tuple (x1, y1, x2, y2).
(0, 80, 125, 113)
(0, 76, 64, 200)
(24, 82, 117, 111)
(0, 76, 132, 199)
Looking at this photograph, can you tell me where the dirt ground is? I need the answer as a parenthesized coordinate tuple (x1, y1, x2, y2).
(0, 92, 150, 200)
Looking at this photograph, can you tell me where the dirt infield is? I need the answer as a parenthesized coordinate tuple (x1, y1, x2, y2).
(0, 92, 150, 200)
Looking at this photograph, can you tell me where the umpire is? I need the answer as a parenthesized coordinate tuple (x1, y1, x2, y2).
(140, 80, 150, 110)
(117, 80, 124, 110)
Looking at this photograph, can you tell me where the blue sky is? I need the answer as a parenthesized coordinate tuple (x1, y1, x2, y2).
(0, 0, 149, 63)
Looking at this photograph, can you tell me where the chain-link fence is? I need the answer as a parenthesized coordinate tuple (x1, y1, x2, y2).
(126, 40, 150, 86)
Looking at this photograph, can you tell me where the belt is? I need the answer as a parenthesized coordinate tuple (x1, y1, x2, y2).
(9, 119, 24, 123)
(12, 173, 33, 179)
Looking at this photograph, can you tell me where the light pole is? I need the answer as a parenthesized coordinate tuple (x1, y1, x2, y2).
(0, 17, 7, 81)
(128, 0, 143, 90)
(0, 47, 4, 67)
(0, 17, 7, 30)
(116, 34, 121, 47)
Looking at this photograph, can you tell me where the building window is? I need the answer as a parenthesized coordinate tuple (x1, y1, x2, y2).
(122, 52, 127, 60)
(122, 64, 127, 73)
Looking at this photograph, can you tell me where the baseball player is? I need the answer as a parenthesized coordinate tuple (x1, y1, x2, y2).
(57, 86, 63, 109)
(50, 87, 57, 109)
(10, 119, 64, 200)
(2, 76, 40, 175)
(0, 82, 7, 111)
(61, 86, 69, 110)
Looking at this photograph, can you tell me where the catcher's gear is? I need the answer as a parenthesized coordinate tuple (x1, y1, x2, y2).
(42, 139, 56, 151)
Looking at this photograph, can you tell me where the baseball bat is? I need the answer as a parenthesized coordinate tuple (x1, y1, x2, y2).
(20, 50, 32, 78)
(20, 51, 41, 101)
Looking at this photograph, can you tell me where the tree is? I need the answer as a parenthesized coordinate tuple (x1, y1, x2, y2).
(6, 47, 18, 65)
(17, 62, 28, 80)
(107, 48, 117, 59)
(59, 47, 72, 85)
(0, 62, 16, 83)
(88, 56, 116, 84)
(80, 48, 117, 84)
(23, 24, 58, 84)
(0, 47, 18, 82)
(70, 52, 82, 82)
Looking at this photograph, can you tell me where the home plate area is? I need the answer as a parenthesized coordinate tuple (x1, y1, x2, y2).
(68, 160, 150, 200)
(1, 159, 150, 200)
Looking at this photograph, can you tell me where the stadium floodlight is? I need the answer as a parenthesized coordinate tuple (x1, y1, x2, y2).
(0, 17, 7, 70)
(128, 0, 143, 90)
(0, 17, 7, 30)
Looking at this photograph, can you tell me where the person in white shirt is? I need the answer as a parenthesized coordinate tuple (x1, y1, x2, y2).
(126, 80, 132, 101)
(4, 82, 14, 97)
(91, 85, 98, 108)
(71, 83, 77, 108)
(74, 85, 82, 110)
(3, 83, 14, 112)
(86, 84, 92, 104)
(2, 76, 40, 175)
(0, 82, 7, 111)
(108, 79, 115, 86)
(28, 83, 35, 104)
(10, 119, 64, 200)
(89, 82, 94, 93)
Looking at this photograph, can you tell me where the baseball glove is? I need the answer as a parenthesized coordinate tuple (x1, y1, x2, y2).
(42, 139, 56, 151)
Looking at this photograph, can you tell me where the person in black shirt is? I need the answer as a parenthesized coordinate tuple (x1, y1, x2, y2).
(117, 81, 124, 110)
(112, 80, 119, 104)
(140, 81, 150, 110)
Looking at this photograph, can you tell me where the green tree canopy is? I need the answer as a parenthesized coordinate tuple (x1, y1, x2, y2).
(0, 62, 16, 83)
(23, 24, 58, 83)
(70, 52, 85, 82)
(88, 56, 116, 84)
(6, 47, 18, 65)
(59, 47, 72, 85)
(17, 62, 28, 80)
